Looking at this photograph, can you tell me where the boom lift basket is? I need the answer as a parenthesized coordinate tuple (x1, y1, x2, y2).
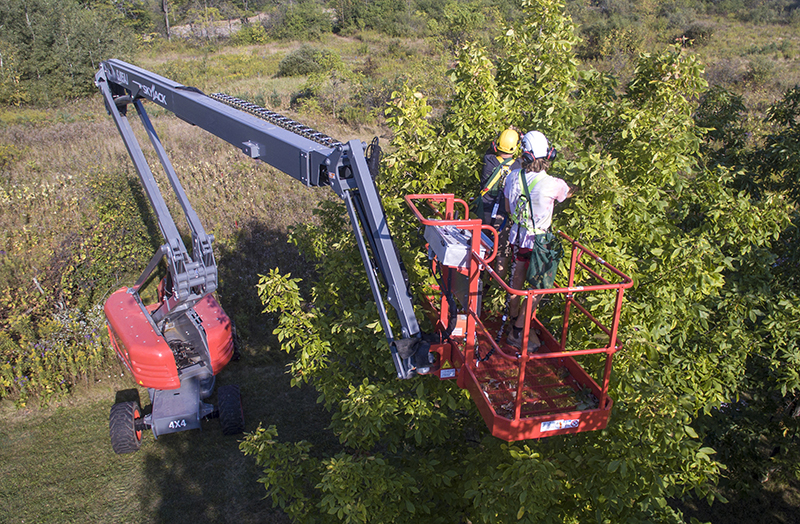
(406, 194, 633, 441)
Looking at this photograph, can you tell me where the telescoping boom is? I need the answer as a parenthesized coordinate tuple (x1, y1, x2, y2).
(95, 59, 433, 382)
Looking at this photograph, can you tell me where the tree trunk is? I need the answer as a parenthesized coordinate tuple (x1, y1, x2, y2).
(163, 0, 171, 41)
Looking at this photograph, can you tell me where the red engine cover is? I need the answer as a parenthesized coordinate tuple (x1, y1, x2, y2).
(105, 288, 234, 390)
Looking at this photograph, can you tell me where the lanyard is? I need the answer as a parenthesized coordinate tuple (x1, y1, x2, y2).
(520, 171, 546, 232)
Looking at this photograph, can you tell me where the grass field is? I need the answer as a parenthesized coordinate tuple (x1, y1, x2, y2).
(2, 18, 800, 522)
(0, 351, 339, 524)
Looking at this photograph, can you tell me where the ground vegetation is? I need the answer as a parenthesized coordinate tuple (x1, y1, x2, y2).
(0, 0, 799, 522)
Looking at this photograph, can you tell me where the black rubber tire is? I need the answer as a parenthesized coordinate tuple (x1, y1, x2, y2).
(110, 401, 143, 454)
(217, 384, 244, 435)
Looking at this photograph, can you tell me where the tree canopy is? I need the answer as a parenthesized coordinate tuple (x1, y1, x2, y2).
(242, 0, 800, 522)
(0, 0, 134, 103)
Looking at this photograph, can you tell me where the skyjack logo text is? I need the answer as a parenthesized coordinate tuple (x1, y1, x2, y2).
(107, 67, 128, 86)
(133, 81, 167, 105)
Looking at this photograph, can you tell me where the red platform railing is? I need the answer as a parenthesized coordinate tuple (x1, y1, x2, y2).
(405, 193, 633, 441)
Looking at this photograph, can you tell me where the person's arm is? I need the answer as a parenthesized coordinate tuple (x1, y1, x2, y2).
(554, 178, 572, 202)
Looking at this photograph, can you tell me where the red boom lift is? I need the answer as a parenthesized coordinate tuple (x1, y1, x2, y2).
(96, 59, 632, 449)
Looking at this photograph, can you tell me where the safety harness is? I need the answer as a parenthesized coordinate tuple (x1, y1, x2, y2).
(512, 170, 547, 235)
(480, 156, 515, 197)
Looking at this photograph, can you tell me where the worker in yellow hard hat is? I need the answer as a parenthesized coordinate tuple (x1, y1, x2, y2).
(478, 128, 521, 280)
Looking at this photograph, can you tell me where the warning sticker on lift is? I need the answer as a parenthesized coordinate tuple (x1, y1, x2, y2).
(541, 419, 580, 432)
(440, 361, 456, 379)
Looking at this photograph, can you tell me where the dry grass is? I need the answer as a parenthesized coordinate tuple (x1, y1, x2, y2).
(690, 15, 800, 108)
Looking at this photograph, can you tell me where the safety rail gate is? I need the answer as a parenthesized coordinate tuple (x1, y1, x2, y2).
(406, 194, 634, 441)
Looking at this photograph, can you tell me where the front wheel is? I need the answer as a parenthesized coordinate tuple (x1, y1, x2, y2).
(110, 401, 143, 454)
(217, 384, 244, 436)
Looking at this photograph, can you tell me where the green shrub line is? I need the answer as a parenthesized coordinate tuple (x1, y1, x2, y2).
(0, 305, 111, 407)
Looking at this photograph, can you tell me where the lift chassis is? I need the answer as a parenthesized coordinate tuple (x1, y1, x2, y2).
(96, 60, 432, 452)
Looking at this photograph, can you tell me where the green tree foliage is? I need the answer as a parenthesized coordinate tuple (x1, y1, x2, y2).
(267, 0, 332, 41)
(431, 1, 488, 49)
(186, 5, 224, 40)
(694, 85, 749, 168)
(238, 0, 800, 521)
(0, 0, 134, 103)
(691, 84, 800, 489)
(0, 39, 27, 105)
(333, 0, 420, 37)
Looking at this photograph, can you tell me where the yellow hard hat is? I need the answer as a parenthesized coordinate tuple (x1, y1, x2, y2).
(496, 129, 519, 154)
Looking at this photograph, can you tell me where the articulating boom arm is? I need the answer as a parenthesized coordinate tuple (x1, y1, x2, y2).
(95, 59, 430, 379)
(96, 64, 216, 326)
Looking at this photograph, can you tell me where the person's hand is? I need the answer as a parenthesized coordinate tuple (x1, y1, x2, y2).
(567, 185, 576, 198)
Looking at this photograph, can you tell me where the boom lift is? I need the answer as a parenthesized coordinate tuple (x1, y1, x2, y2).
(97, 59, 632, 447)
(96, 60, 432, 453)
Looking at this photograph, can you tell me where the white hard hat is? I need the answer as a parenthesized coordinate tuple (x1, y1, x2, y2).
(522, 131, 549, 159)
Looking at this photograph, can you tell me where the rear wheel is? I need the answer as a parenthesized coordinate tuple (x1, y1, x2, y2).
(217, 384, 244, 435)
(110, 401, 143, 454)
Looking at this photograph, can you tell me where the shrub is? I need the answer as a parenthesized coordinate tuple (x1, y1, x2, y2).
(705, 58, 747, 87)
(681, 21, 714, 47)
(0, 167, 158, 406)
(277, 45, 336, 77)
(0, 305, 110, 407)
(268, 0, 332, 41)
(339, 105, 375, 127)
(0, 144, 22, 171)
(232, 22, 270, 45)
(790, 8, 800, 27)
(739, 2, 782, 24)
(745, 56, 775, 85)
(54, 168, 159, 310)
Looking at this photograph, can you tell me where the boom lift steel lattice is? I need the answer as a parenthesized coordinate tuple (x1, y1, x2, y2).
(96, 60, 633, 450)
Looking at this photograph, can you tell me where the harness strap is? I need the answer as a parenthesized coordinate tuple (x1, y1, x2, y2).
(514, 171, 547, 233)
(480, 157, 515, 196)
